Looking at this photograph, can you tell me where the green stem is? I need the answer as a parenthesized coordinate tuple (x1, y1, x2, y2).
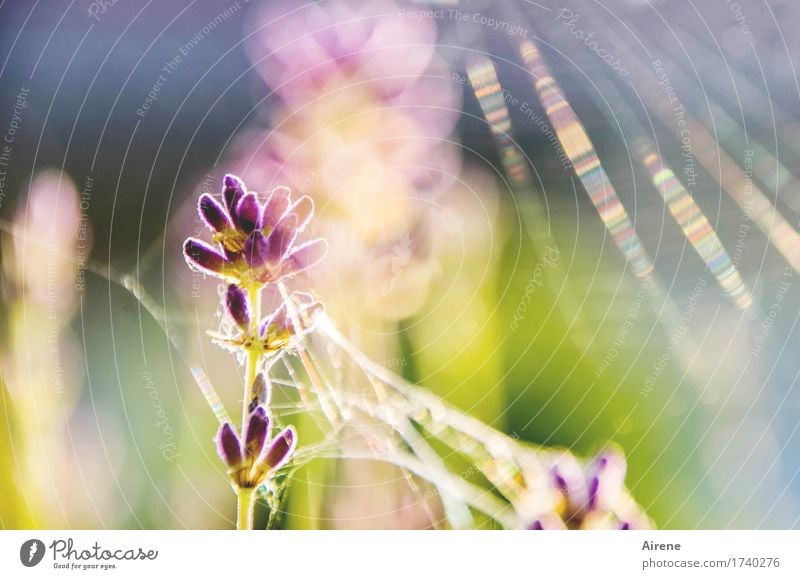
(236, 283, 263, 531)
(236, 487, 256, 531)
(241, 283, 263, 428)
(242, 348, 260, 426)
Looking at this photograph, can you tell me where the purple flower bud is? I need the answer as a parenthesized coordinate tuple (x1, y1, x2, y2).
(216, 423, 242, 469)
(243, 230, 270, 271)
(261, 186, 291, 230)
(262, 293, 322, 336)
(198, 194, 231, 233)
(552, 471, 569, 495)
(547, 450, 590, 520)
(620, 522, 630, 530)
(277, 239, 328, 279)
(248, 373, 270, 414)
(586, 449, 626, 512)
(288, 195, 314, 232)
(263, 426, 296, 470)
(225, 284, 250, 329)
(244, 406, 269, 459)
(183, 239, 230, 277)
(234, 193, 261, 233)
(259, 304, 292, 339)
(525, 514, 564, 530)
(223, 174, 245, 213)
(587, 475, 600, 510)
(266, 213, 298, 264)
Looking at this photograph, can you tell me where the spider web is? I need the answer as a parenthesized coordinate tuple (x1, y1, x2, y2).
(0, 204, 661, 530)
(71, 252, 581, 530)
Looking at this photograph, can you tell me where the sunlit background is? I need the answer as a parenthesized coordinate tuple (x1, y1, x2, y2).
(2, 0, 800, 529)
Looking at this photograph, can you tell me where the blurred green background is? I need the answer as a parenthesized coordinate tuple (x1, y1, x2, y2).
(2, 0, 800, 529)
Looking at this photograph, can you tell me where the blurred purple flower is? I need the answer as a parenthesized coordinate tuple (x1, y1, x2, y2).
(237, 0, 461, 198)
(248, 0, 437, 106)
(542, 447, 651, 530)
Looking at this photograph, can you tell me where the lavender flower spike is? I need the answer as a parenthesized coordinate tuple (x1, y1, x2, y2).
(188, 174, 325, 286)
(184, 174, 318, 527)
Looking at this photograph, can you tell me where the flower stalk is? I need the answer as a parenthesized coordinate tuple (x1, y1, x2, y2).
(236, 487, 256, 531)
(242, 283, 262, 428)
